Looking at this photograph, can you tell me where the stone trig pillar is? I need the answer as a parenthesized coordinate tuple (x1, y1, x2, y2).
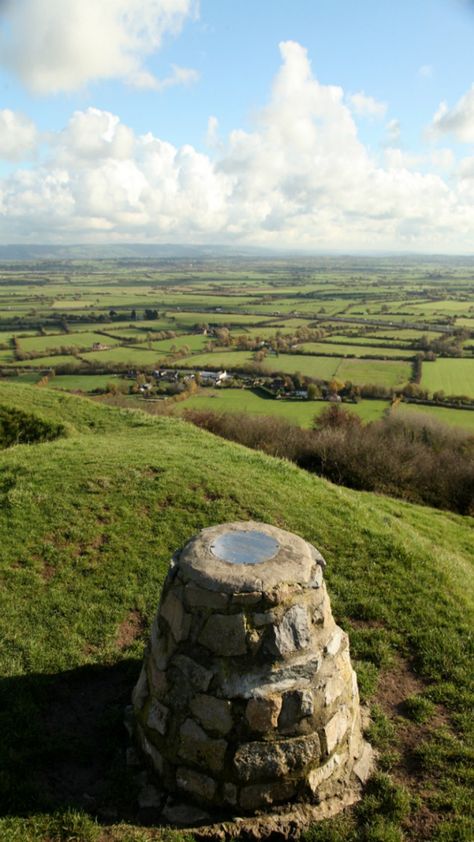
(132, 522, 373, 819)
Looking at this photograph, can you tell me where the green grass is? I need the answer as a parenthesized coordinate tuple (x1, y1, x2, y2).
(394, 402, 474, 432)
(297, 342, 414, 359)
(12, 355, 84, 369)
(421, 359, 474, 398)
(17, 332, 121, 353)
(81, 346, 164, 366)
(0, 381, 472, 841)
(49, 374, 129, 392)
(176, 388, 389, 427)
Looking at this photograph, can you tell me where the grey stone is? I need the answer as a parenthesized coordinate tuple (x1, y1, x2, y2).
(137, 727, 164, 775)
(126, 746, 140, 767)
(268, 604, 312, 657)
(198, 612, 247, 656)
(178, 521, 316, 594)
(239, 780, 296, 811)
(160, 591, 191, 643)
(324, 675, 344, 707)
(218, 654, 320, 698)
(246, 695, 282, 733)
(323, 707, 350, 755)
(184, 584, 229, 611)
(162, 802, 210, 826)
(307, 753, 342, 794)
(234, 734, 320, 783)
(176, 766, 217, 801)
(147, 699, 169, 736)
(178, 718, 227, 773)
(278, 689, 314, 731)
(190, 694, 233, 736)
(147, 659, 168, 699)
(172, 654, 213, 692)
(253, 610, 276, 627)
(151, 620, 176, 670)
(325, 628, 345, 657)
(353, 742, 374, 784)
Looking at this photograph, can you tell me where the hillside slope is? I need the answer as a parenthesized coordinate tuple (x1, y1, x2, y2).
(0, 383, 472, 842)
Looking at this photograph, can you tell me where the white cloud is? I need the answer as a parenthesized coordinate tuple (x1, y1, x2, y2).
(349, 91, 387, 118)
(383, 118, 401, 147)
(430, 84, 474, 142)
(0, 40, 473, 251)
(129, 64, 199, 91)
(0, 109, 38, 160)
(0, 0, 198, 94)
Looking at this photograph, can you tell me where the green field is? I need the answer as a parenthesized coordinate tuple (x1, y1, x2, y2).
(297, 341, 414, 358)
(394, 402, 474, 432)
(17, 331, 121, 353)
(176, 389, 389, 426)
(0, 382, 471, 841)
(421, 358, 474, 398)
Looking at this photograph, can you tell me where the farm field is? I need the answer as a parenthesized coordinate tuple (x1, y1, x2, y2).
(421, 358, 474, 398)
(394, 402, 474, 432)
(16, 331, 121, 353)
(297, 341, 414, 358)
(176, 388, 389, 426)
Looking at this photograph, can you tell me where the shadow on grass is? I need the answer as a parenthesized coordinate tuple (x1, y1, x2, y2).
(0, 658, 141, 823)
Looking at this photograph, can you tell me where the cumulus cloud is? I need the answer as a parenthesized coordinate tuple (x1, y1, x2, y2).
(349, 91, 387, 118)
(0, 109, 38, 160)
(430, 84, 474, 142)
(1, 40, 473, 251)
(0, 0, 197, 94)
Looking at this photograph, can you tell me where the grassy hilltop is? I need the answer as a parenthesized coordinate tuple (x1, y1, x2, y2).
(0, 383, 472, 842)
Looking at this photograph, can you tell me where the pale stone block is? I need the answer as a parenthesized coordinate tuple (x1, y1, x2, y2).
(324, 707, 350, 754)
(176, 766, 217, 801)
(147, 698, 169, 736)
(307, 753, 342, 794)
(198, 612, 247, 656)
(160, 591, 191, 643)
(246, 694, 282, 732)
(178, 718, 227, 773)
(190, 693, 233, 736)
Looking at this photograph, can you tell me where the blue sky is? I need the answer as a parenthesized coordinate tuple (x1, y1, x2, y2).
(0, 0, 473, 251)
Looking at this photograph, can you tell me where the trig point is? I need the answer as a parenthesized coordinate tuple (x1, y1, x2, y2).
(132, 522, 373, 828)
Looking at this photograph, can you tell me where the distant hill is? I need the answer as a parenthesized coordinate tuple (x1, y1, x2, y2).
(0, 381, 472, 841)
(0, 243, 275, 260)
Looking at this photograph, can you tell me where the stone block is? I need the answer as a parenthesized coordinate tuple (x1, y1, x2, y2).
(185, 584, 229, 611)
(137, 728, 164, 775)
(178, 718, 227, 773)
(132, 664, 148, 711)
(232, 591, 262, 607)
(239, 780, 296, 811)
(307, 753, 342, 794)
(268, 604, 312, 657)
(176, 766, 217, 801)
(325, 628, 346, 657)
(138, 783, 162, 809)
(246, 695, 282, 733)
(234, 733, 320, 783)
(190, 694, 233, 736)
(323, 707, 350, 755)
(198, 612, 247, 656)
(278, 689, 314, 731)
(253, 610, 276, 627)
(147, 699, 169, 736)
(353, 742, 374, 784)
(147, 659, 168, 700)
(161, 591, 191, 643)
(172, 654, 213, 692)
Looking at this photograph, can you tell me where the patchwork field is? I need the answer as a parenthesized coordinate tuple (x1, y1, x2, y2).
(176, 389, 389, 426)
(421, 358, 474, 398)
